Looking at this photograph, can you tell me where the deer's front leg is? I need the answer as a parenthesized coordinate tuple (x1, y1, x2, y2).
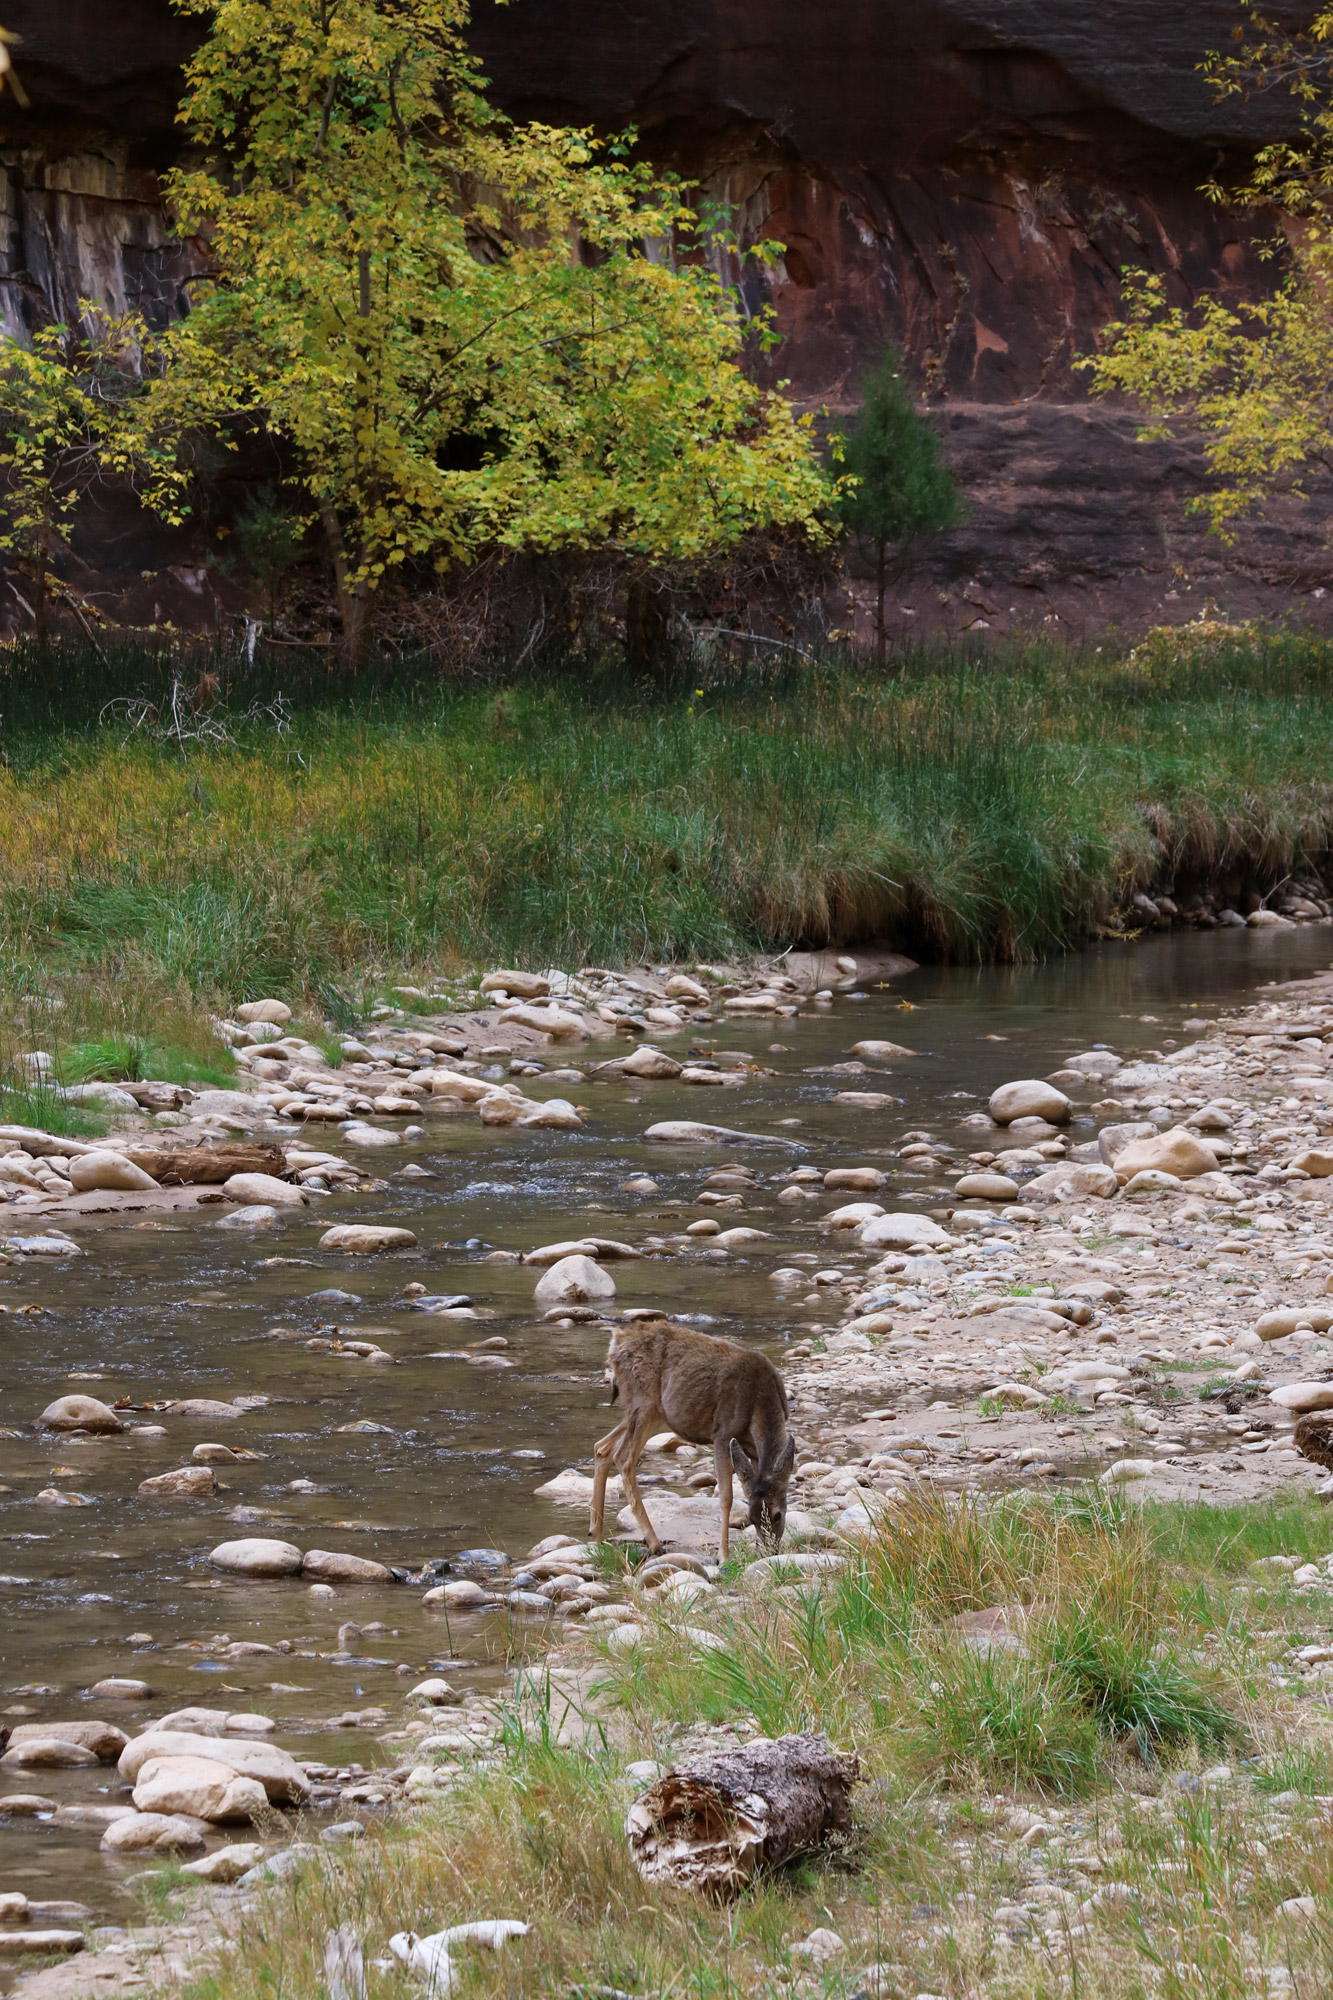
(590, 1424, 625, 1541)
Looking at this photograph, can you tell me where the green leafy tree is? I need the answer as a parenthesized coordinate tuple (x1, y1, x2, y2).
(133, 0, 830, 663)
(0, 315, 174, 652)
(1084, 6, 1333, 538)
(833, 347, 961, 662)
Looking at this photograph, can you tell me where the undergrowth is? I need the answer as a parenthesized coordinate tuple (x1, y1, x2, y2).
(0, 627, 1327, 1036)
(165, 1490, 1333, 2000)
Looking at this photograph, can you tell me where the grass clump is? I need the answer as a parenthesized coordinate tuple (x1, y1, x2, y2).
(0, 625, 1326, 1036)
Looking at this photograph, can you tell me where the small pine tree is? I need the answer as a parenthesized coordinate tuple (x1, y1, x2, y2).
(835, 348, 961, 661)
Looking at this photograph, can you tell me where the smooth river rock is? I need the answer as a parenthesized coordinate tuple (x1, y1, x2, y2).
(100, 1811, 207, 1854)
(953, 1171, 1021, 1200)
(301, 1548, 393, 1583)
(1112, 1127, 1219, 1183)
(224, 1172, 307, 1208)
(642, 1120, 802, 1148)
(533, 1254, 616, 1305)
(7, 1721, 127, 1761)
(36, 1394, 123, 1434)
(620, 1045, 683, 1079)
(856, 1212, 951, 1250)
(849, 1040, 916, 1061)
(132, 1755, 268, 1823)
(988, 1080, 1072, 1125)
(118, 1731, 311, 1802)
(318, 1224, 418, 1254)
(208, 1537, 304, 1576)
(68, 1150, 159, 1193)
(139, 1465, 215, 1497)
(237, 999, 292, 1024)
(0, 1738, 98, 1770)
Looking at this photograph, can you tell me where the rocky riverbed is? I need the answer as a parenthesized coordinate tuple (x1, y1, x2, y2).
(6, 924, 1333, 1989)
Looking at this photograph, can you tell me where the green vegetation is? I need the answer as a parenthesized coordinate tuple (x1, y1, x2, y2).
(1086, 6, 1333, 537)
(166, 1491, 1333, 2000)
(833, 344, 961, 662)
(0, 624, 1325, 1045)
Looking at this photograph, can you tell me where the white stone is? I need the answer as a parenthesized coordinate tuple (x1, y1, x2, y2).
(100, 1812, 206, 1854)
(855, 1212, 951, 1250)
(850, 1040, 916, 1061)
(133, 1754, 268, 1823)
(1272, 1383, 1333, 1413)
(988, 1080, 1071, 1125)
(224, 1172, 306, 1207)
(534, 1254, 616, 1304)
(318, 1224, 417, 1253)
(499, 1003, 588, 1040)
(237, 999, 293, 1024)
(37, 1393, 123, 1433)
(68, 1150, 159, 1192)
(118, 1731, 311, 1802)
(208, 1537, 304, 1577)
(1099, 1459, 1156, 1484)
(179, 1842, 265, 1883)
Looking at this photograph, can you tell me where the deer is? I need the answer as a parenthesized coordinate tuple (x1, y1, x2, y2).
(589, 1315, 797, 1562)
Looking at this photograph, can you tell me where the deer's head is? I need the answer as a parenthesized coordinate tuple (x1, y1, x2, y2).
(730, 1433, 797, 1550)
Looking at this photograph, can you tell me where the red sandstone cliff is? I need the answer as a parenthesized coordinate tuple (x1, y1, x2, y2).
(0, 0, 1327, 637)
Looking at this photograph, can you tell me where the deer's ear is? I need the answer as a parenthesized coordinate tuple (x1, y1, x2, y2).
(729, 1438, 758, 1486)
(777, 1434, 797, 1477)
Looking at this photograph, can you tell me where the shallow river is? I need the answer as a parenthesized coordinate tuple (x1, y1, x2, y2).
(4, 925, 1333, 1921)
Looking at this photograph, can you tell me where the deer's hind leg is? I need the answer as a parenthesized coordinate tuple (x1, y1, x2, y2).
(590, 1423, 627, 1541)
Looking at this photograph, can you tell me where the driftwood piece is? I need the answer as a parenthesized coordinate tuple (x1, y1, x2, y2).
(625, 1730, 859, 1893)
(1295, 1414, 1333, 1470)
(122, 1144, 286, 1185)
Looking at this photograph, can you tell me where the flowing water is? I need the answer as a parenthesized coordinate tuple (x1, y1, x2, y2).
(3, 924, 1333, 1924)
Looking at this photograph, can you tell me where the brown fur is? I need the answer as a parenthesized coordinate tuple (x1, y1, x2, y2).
(590, 1316, 796, 1560)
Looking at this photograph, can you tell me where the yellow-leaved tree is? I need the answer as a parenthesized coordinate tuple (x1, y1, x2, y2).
(1083, 5, 1333, 541)
(131, 0, 830, 661)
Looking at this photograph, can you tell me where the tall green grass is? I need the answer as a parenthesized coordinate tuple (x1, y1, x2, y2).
(0, 626, 1328, 1024)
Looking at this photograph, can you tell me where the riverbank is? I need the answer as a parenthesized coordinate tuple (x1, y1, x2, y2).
(8, 948, 1333, 1997)
(0, 626, 1331, 1073)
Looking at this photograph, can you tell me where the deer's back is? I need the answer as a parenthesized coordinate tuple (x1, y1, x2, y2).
(607, 1317, 787, 1447)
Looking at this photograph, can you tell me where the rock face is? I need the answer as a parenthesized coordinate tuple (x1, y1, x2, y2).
(0, 0, 1325, 628)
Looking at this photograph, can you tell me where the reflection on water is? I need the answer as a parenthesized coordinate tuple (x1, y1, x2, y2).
(1, 922, 1329, 1916)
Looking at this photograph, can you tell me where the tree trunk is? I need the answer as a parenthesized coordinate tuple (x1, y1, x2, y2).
(320, 499, 374, 668)
(625, 572, 677, 681)
(626, 1731, 860, 1894)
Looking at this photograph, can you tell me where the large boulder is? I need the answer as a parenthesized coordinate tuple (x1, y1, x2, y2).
(988, 1080, 1072, 1125)
(208, 1537, 303, 1576)
(69, 1150, 159, 1192)
(1112, 1127, 1217, 1183)
(118, 1731, 311, 1802)
(132, 1754, 267, 1823)
(37, 1394, 123, 1433)
(533, 1253, 616, 1304)
(318, 1224, 418, 1253)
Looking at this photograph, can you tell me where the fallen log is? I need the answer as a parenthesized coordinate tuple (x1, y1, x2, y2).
(121, 1145, 286, 1185)
(625, 1730, 859, 1894)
